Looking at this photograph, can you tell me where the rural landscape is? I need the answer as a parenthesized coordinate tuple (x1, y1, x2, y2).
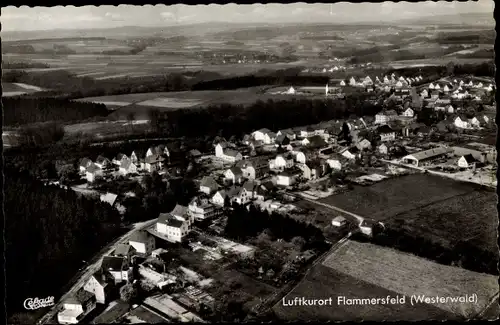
(3, 2, 498, 324)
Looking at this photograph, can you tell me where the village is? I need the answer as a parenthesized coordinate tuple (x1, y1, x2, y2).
(47, 71, 496, 324)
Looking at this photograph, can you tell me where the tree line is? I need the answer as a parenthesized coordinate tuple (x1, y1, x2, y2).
(225, 204, 325, 247)
(5, 169, 123, 316)
(3, 97, 109, 126)
(351, 225, 498, 276)
(149, 96, 382, 139)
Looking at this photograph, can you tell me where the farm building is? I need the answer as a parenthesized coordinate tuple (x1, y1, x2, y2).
(457, 155, 478, 169)
(401, 147, 453, 167)
(331, 216, 347, 227)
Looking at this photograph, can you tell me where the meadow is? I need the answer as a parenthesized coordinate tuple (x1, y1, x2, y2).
(273, 263, 454, 321)
(2, 82, 45, 96)
(321, 240, 498, 318)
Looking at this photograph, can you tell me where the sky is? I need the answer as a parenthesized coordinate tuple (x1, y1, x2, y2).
(1, 1, 495, 32)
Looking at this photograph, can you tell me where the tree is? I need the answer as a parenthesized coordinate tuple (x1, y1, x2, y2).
(120, 283, 138, 303)
(291, 236, 306, 250)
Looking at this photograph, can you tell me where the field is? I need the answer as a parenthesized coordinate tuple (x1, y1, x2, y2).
(76, 90, 288, 119)
(321, 240, 498, 318)
(62, 120, 153, 140)
(273, 263, 453, 321)
(389, 58, 492, 69)
(2, 82, 45, 96)
(390, 190, 498, 253)
(319, 174, 477, 220)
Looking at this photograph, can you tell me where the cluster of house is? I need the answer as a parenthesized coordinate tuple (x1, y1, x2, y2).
(57, 226, 211, 324)
(79, 145, 170, 182)
(400, 142, 496, 170)
(422, 79, 493, 104)
(340, 73, 423, 90)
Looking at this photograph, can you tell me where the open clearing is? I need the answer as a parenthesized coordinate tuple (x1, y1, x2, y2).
(390, 190, 498, 253)
(273, 263, 453, 321)
(2, 82, 45, 96)
(319, 174, 477, 220)
(321, 240, 498, 318)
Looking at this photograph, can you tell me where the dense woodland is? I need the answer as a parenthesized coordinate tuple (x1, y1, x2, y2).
(351, 221, 498, 276)
(149, 96, 383, 139)
(3, 97, 109, 126)
(5, 169, 124, 316)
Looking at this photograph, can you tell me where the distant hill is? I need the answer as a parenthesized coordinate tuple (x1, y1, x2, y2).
(394, 12, 494, 26)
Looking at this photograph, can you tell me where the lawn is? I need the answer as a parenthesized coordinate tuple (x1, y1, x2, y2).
(273, 263, 453, 321)
(389, 190, 498, 254)
(319, 174, 477, 220)
(322, 240, 498, 318)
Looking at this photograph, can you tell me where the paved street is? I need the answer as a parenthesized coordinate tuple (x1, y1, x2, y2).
(37, 218, 157, 325)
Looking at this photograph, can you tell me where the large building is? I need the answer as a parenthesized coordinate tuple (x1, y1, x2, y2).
(401, 147, 453, 167)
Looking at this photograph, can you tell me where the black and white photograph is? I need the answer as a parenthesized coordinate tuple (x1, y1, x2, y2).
(2, 1, 498, 324)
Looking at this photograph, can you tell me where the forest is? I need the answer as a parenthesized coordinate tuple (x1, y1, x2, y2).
(149, 95, 382, 139)
(3, 97, 109, 126)
(5, 169, 124, 316)
(351, 224, 498, 276)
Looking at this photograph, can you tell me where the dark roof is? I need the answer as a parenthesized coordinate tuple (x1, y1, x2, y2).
(120, 160, 134, 170)
(242, 181, 256, 192)
(114, 244, 134, 257)
(385, 110, 398, 116)
(278, 128, 294, 136)
(415, 126, 432, 134)
(349, 146, 360, 154)
(280, 168, 302, 177)
(129, 230, 150, 244)
(158, 213, 185, 228)
(116, 153, 127, 160)
(189, 149, 202, 157)
(86, 163, 100, 174)
(95, 155, 109, 164)
(102, 256, 127, 272)
(227, 186, 244, 198)
(377, 125, 394, 134)
(80, 158, 92, 167)
(305, 135, 327, 147)
(224, 148, 241, 157)
(275, 134, 290, 145)
(171, 204, 188, 218)
(66, 289, 94, 305)
(228, 166, 243, 176)
(200, 176, 218, 189)
(257, 128, 271, 134)
(462, 154, 477, 163)
(144, 154, 165, 164)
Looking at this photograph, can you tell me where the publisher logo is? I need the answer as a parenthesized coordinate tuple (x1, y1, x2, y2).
(23, 297, 55, 310)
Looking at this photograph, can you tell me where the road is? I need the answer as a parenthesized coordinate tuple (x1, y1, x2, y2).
(291, 192, 365, 225)
(37, 218, 157, 325)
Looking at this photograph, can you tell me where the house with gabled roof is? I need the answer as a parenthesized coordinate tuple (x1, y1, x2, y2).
(101, 255, 132, 285)
(113, 243, 136, 263)
(83, 270, 110, 305)
(377, 125, 396, 142)
(199, 176, 219, 195)
(252, 128, 276, 144)
(129, 230, 155, 256)
(269, 153, 294, 171)
(170, 204, 194, 226)
(100, 192, 118, 207)
(227, 186, 250, 205)
(95, 155, 110, 169)
(211, 190, 228, 207)
(275, 134, 291, 147)
(157, 213, 190, 243)
(224, 166, 244, 185)
(215, 143, 243, 162)
(340, 147, 360, 160)
(188, 197, 222, 221)
(242, 180, 258, 200)
(457, 154, 478, 169)
(119, 159, 138, 175)
(147, 145, 169, 158)
(86, 163, 103, 183)
(58, 289, 96, 325)
(142, 154, 165, 173)
(302, 135, 328, 148)
(79, 158, 93, 174)
(112, 153, 129, 166)
(276, 168, 302, 186)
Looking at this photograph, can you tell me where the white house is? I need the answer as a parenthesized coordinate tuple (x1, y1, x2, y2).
(378, 125, 396, 142)
(457, 154, 478, 169)
(470, 117, 481, 128)
(446, 105, 455, 114)
(395, 81, 403, 88)
(270, 154, 294, 171)
(428, 83, 435, 89)
(224, 167, 244, 184)
(58, 290, 96, 325)
(112, 153, 129, 166)
(119, 160, 138, 176)
(95, 156, 110, 169)
(331, 216, 347, 227)
(101, 256, 132, 285)
(83, 272, 108, 304)
(340, 148, 359, 160)
(402, 108, 414, 117)
(252, 128, 276, 144)
(188, 199, 222, 221)
(326, 158, 342, 171)
(211, 190, 227, 207)
(349, 77, 357, 86)
(86, 164, 103, 183)
(146, 145, 169, 158)
(79, 158, 93, 174)
(454, 116, 472, 129)
(228, 186, 250, 205)
(292, 151, 307, 164)
(199, 176, 218, 195)
(215, 143, 243, 162)
(276, 170, 300, 186)
(378, 143, 388, 155)
(130, 151, 139, 164)
(340, 80, 346, 86)
(156, 214, 190, 243)
(420, 89, 428, 98)
(170, 204, 194, 227)
(434, 84, 441, 90)
(129, 230, 155, 256)
(443, 85, 450, 92)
